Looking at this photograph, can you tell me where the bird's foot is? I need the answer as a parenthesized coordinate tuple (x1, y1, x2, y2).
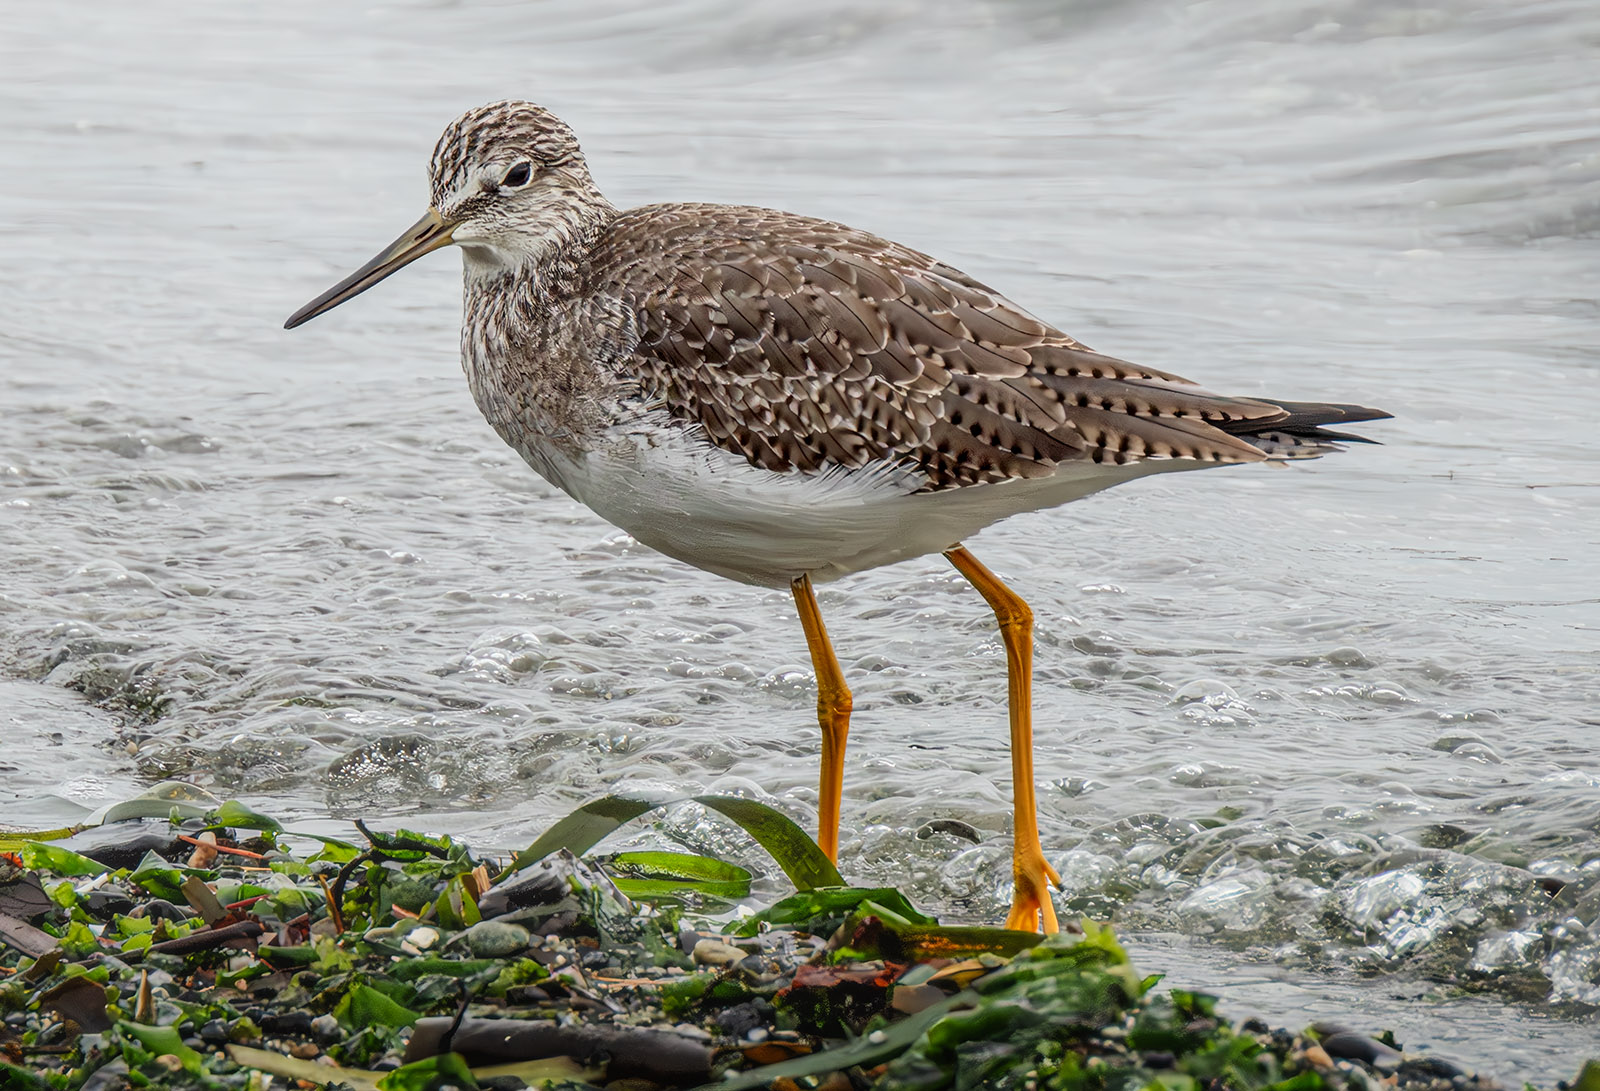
(1006, 845, 1062, 933)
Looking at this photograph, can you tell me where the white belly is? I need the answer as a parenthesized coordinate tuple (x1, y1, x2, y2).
(528, 425, 1189, 588)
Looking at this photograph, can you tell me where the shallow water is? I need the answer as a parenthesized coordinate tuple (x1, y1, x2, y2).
(3, 0, 1598, 1078)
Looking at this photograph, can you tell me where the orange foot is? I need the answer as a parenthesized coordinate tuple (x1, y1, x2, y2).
(1006, 847, 1062, 933)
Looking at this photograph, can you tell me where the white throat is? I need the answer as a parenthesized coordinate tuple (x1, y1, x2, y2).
(459, 242, 526, 284)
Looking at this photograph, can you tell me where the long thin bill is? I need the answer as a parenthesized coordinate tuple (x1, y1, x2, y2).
(284, 208, 454, 329)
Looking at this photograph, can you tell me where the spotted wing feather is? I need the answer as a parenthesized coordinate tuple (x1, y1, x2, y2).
(592, 204, 1383, 490)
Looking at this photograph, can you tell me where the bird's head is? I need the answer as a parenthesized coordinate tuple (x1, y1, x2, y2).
(286, 100, 609, 330)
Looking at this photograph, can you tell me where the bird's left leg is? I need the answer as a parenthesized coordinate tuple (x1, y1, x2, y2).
(945, 545, 1061, 933)
(791, 573, 853, 863)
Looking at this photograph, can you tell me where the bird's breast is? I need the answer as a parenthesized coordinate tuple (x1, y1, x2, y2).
(459, 286, 628, 486)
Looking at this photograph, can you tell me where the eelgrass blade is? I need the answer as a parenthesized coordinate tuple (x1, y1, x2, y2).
(503, 794, 842, 891)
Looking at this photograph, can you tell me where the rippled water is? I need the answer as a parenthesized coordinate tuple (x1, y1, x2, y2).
(4, 0, 1598, 1077)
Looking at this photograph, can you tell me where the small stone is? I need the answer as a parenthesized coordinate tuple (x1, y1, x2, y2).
(890, 984, 945, 1015)
(745, 1027, 769, 1043)
(915, 819, 983, 843)
(187, 832, 219, 869)
(465, 920, 532, 958)
(310, 1014, 341, 1043)
(138, 900, 190, 924)
(1320, 1031, 1403, 1070)
(198, 1020, 228, 1046)
(714, 1003, 763, 1038)
(289, 1042, 321, 1060)
(260, 1011, 312, 1036)
(1299, 1044, 1334, 1068)
(691, 939, 744, 967)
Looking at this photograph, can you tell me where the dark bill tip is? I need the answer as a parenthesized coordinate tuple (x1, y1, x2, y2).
(284, 208, 453, 330)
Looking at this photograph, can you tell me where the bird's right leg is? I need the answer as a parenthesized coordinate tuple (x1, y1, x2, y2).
(791, 573, 853, 863)
(945, 545, 1061, 933)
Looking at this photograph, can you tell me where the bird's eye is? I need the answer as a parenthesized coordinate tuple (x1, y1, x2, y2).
(501, 162, 533, 188)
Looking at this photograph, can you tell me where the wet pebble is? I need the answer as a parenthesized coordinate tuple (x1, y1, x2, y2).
(260, 1010, 312, 1035)
(889, 984, 945, 1015)
(1398, 1056, 1472, 1081)
(1298, 1043, 1334, 1068)
(311, 1014, 342, 1043)
(198, 1020, 228, 1045)
(1322, 1030, 1403, 1071)
(465, 920, 532, 957)
(78, 1061, 129, 1091)
(82, 889, 136, 917)
(714, 1002, 765, 1038)
(691, 939, 745, 967)
(914, 818, 983, 843)
(138, 899, 190, 923)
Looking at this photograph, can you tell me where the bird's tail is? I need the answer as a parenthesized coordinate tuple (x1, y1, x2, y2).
(1219, 400, 1393, 459)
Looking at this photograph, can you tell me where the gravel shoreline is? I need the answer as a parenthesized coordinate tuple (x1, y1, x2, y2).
(1, 789, 1588, 1090)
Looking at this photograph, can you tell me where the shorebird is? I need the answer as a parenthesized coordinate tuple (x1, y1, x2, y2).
(286, 101, 1387, 932)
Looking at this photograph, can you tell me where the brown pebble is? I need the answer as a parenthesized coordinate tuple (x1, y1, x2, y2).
(1300, 1044, 1335, 1068)
(187, 831, 219, 869)
(289, 1042, 321, 1060)
(890, 984, 946, 1015)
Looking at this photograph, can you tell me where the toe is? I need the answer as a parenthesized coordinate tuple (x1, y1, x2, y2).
(1037, 893, 1059, 934)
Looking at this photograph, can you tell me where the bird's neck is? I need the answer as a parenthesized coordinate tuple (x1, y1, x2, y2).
(460, 199, 617, 299)
(458, 200, 624, 464)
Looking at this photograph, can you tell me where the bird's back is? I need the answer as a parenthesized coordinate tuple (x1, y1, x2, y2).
(587, 202, 1386, 497)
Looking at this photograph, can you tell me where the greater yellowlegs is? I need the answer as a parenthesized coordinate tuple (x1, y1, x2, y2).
(286, 101, 1388, 932)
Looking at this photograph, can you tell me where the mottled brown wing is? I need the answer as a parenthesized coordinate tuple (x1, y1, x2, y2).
(594, 203, 1291, 490)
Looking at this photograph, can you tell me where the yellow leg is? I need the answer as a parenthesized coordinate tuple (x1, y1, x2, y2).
(791, 574, 853, 863)
(945, 546, 1061, 933)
